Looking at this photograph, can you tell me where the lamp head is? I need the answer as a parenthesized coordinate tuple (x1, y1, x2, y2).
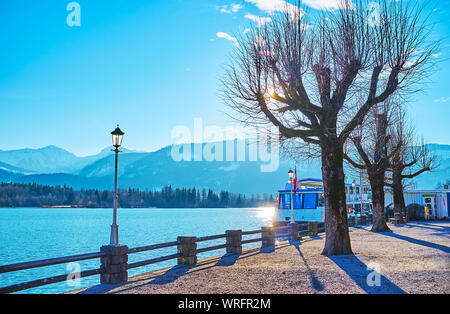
(288, 169, 294, 181)
(111, 125, 125, 148)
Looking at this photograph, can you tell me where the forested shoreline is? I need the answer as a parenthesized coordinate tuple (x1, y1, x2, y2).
(0, 182, 274, 208)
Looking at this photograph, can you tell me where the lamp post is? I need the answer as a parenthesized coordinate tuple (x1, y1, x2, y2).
(352, 180, 357, 226)
(360, 173, 364, 215)
(110, 125, 124, 245)
(288, 170, 295, 224)
(352, 180, 356, 201)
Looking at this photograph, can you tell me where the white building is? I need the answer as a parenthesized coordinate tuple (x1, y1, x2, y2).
(385, 189, 450, 219)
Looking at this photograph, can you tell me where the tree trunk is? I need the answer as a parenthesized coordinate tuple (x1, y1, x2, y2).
(369, 170, 392, 232)
(368, 113, 391, 232)
(321, 141, 353, 256)
(392, 172, 406, 223)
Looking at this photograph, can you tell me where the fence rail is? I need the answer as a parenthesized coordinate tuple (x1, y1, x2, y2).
(127, 241, 179, 255)
(0, 252, 106, 274)
(197, 244, 229, 254)
(0, 268, 105, 294)
(0, 218, 358, 294)
(127, 253, 182, 270)
(197, 234, 227, 242)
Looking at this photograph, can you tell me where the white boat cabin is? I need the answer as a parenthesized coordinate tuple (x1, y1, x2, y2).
(275, 178, 372, 223)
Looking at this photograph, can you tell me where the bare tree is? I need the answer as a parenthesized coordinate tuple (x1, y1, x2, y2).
(386, 116, 438, 222)
(344, 99, 402, 232)
(221, 0, 438, 255)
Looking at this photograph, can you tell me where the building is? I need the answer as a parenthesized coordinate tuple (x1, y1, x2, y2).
(385, 189, 450, 219)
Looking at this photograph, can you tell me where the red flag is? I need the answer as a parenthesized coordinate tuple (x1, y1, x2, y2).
(293, 167, 298, 194)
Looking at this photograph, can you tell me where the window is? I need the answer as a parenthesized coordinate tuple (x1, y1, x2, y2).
(280, 193, 290, 209)
(293, 193, 302, 209)
(280, 193, 303, 209)
(280, 192, 318, 209)
(303, 193, 317, 209)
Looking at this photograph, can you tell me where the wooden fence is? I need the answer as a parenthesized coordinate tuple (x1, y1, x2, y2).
(0, 221, 332, 294)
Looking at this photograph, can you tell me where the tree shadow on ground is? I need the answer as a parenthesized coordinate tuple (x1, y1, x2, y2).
(76, 282, 128, 294)
(403, 222, 450, 232)
(292, 241, 324, 292)
(259, 246, 275, 253)
(107, 264, 195, 294)
(328, 255, 406, 294)
(215, 253, 240, 267)
(147, 264, 192, 285)
(378, 232, 450, 253)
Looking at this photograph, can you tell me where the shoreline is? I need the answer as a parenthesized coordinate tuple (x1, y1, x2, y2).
(0, 206, 266, 210)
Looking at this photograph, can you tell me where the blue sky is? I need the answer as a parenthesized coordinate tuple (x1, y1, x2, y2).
(0, 0, 449, 156)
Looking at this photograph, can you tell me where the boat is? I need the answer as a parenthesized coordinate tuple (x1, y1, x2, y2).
(274, 178, 372, 224)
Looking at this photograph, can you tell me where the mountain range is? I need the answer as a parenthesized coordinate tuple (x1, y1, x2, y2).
(0, 142, 449, 195)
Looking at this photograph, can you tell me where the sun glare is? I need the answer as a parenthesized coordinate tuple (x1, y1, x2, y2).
(255, 207, 275, 223)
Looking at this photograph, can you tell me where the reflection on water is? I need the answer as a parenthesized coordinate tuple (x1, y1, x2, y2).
(253, 207, 275, 224)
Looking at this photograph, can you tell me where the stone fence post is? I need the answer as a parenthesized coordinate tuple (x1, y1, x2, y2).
(308, 222, 318, 236)
(348, 216, 355, 227)
(226, 230, 242, 254)
(290, 223, 299, 241)
(361, 215, 367, 225)
(261, 226, 275, 248)
(394, 212, 401, 225)
(177, 236, 197, 266)
(100, 245, 128, 285)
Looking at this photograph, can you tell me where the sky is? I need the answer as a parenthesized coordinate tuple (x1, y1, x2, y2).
(0, 0, 449, 156)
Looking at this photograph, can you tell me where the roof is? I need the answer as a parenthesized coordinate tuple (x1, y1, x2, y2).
(278, 188, 324, 193)
(297, 178, 362, 188)
(404, 190, 450, 194)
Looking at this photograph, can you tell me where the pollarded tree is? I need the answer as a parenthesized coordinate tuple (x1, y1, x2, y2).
(344, 99, 402, 232)
(222, 0, 438, 255)
(386, 116, 437, 222)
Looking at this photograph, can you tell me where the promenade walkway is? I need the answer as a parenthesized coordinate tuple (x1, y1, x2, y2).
(74, 221, 450, 294)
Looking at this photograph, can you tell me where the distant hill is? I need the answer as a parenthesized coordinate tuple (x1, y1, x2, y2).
(0, 142, 448, 195)
(0, 161, 31, 174)
(0, 146, 136, 174)
(73, 143, 323, 194)
(0, 146, 79, 174)
(0, 161, 32, 183)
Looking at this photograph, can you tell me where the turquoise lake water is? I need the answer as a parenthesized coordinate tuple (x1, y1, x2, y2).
(0, 207, 274, 294)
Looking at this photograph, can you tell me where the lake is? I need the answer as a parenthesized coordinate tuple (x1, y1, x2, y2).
(0, 207, 274, 294)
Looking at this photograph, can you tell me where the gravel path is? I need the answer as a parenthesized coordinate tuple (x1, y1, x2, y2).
(75, 221, 450, 294)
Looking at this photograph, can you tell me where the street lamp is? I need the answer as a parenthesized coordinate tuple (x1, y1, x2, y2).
(351, 180, 358, 226)
(110, 125, 125, 245)
(288, 170, 295, 224)
(352, 180, 356, 199)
